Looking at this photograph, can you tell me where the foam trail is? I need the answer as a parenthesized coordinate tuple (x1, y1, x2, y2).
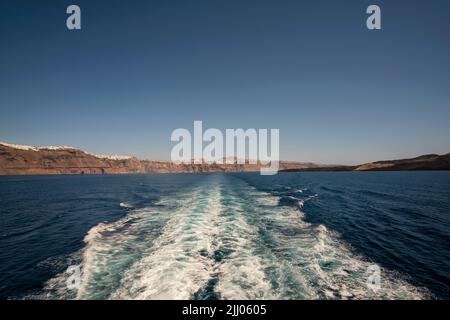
(112, 181, 224, 299)
(76, 182, 215, 299)
(36, 174, 428, 300)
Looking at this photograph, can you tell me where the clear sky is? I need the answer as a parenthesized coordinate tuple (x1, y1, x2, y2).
(1, 0, 449, 164)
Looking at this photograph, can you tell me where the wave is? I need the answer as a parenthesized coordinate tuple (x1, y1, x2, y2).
(36, 174, 428, 300)
(119, 202, 134, 209)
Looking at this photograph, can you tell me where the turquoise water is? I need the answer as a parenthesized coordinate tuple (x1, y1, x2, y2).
(1, 172, 449, 299)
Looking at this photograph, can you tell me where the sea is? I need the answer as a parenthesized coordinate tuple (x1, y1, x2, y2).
(0, 171, 449, 299)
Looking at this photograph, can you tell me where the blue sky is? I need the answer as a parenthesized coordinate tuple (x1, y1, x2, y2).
(1, 0, 449, 164)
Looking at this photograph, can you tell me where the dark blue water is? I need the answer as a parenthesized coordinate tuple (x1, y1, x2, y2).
(0, 172, 449, 299)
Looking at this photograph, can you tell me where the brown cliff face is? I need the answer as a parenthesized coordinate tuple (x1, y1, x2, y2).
(354, 154, 450, 171)
(1, 142, 449, 176)
(0, 142, 320, 175)
(0, 144, 133, 175)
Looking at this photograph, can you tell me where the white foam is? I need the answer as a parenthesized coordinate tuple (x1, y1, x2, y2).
(112, 182, 223, 299)
(58, 175, 428, 300)
(119, 202, 133, 208)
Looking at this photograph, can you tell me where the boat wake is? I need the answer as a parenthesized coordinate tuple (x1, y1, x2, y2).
(35, 174, 427, 300)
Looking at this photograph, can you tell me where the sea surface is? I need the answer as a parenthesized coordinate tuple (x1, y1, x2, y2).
(0, 172, 449, 299)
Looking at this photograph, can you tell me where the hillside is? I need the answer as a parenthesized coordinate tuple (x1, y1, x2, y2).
(0, 142, 319, 175)
(1, 141, 449, 175)
(354, 154, 450, 171)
